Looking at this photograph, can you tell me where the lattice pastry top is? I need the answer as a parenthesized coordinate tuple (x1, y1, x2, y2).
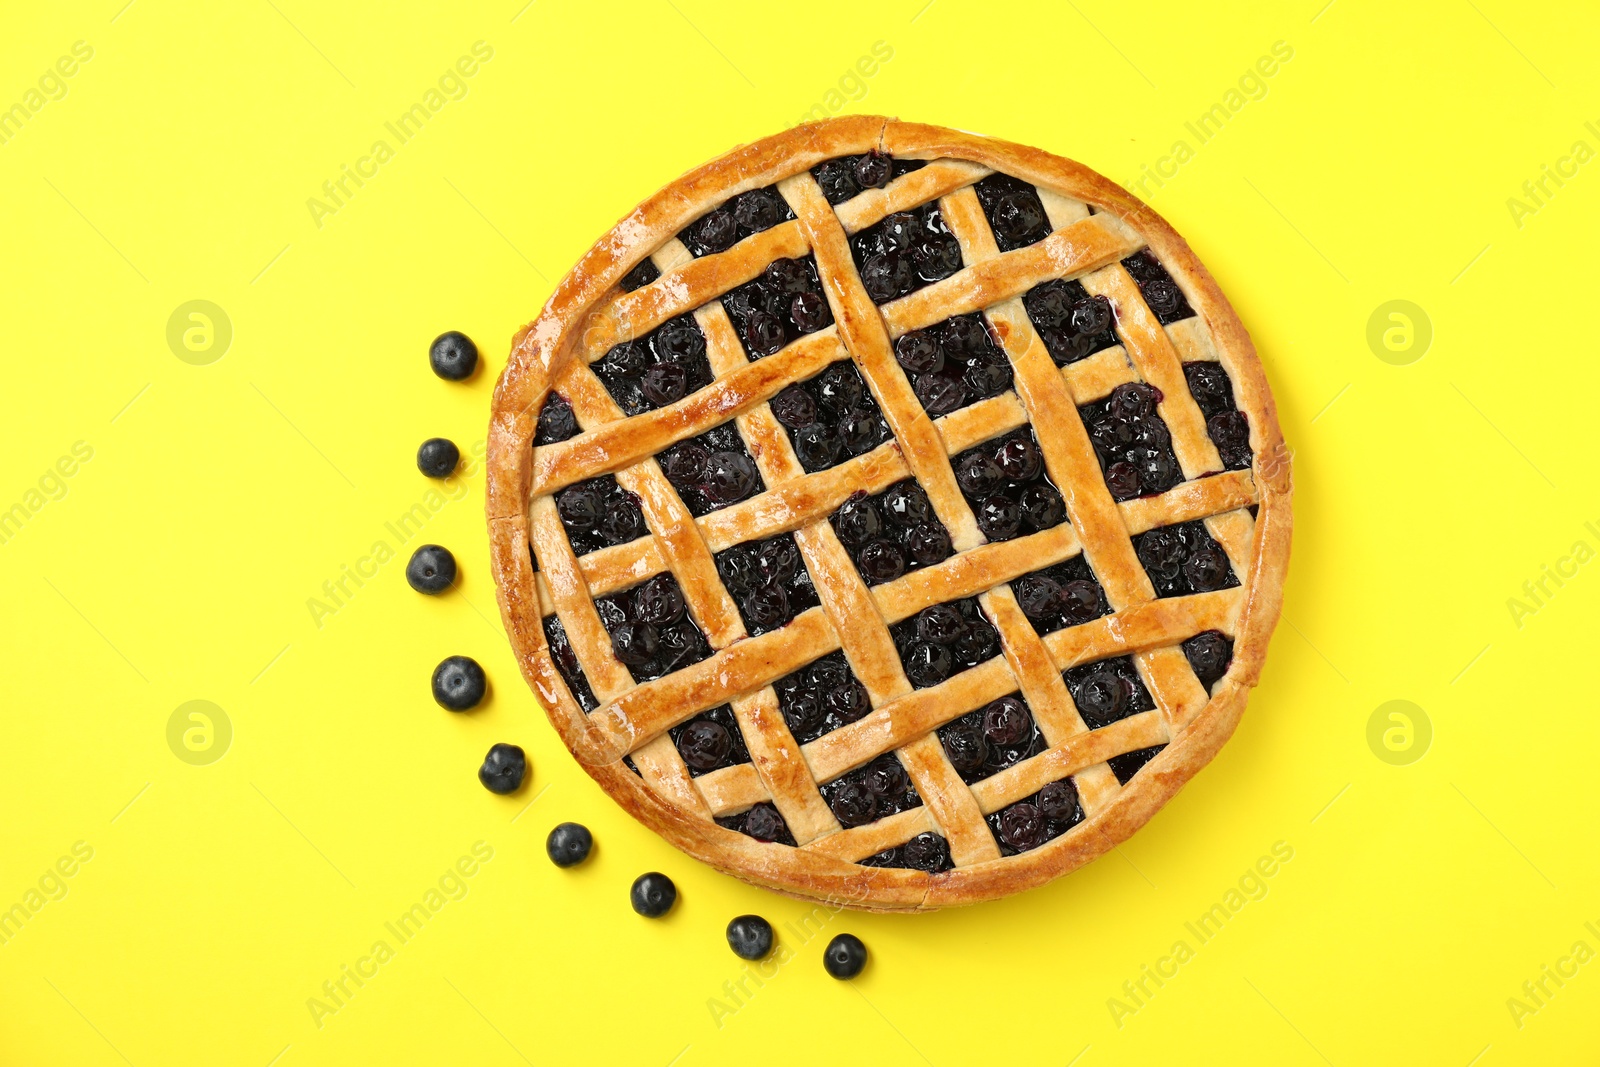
(487, 117, 1291, 911)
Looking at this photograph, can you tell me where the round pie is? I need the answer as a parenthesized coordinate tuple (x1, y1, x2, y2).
(487, 117, 1292, 911)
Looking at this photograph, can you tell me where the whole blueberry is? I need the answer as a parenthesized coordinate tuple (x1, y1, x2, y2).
(823, 933, 868, 979)
(726, 914, 775, 960)
(478, 743, 526, 795)
(406, 544, 457, 594)
(432, 655, 487, 711)
(429, 331, 478, 380)
(416, 437, 460, 478)
(546, 822, 593, 867)
(630, 872, 677, 918)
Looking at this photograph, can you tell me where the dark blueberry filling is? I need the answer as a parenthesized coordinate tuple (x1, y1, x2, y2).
(773, 651, 873, 744)
(670, 703, 749, 776)
(714, 533, 820, 636)
(1184, 361, 1252, 471)
(1081, 381, 1183, 501)
(810, 152, 923, 205)
(849, 200, 961, 304)
(534, 392, 580, 445)
(658, 423, 766, 516)
(830, 479, 953, 587)
(543, 614, 599, 712)
(895, 313, 1014, 417)
(722, 255, 833, 359)
(1064, 655, 1155, 730)
(859, 831, 952, 873)
(716, 802, 796, 845)
(889, 597, 1002, 689)
(678, 186, 795, 257)
(1183, 630, 1234, 690)
(974, 173, 1052, 252)
(820, 754, 923, 829)
(594, 315, 714, 416)
(1023, 277, 1119, 366)
(950, 426, 1068, 542)
(555, 475, 647, 556)
(619, 259, 660, 292)
(622, 754, 641, 777)
(769, 361, 892, 474)
(592, 573, 712, 684)
(1133, 520, 1239, 598)
(1109, 744, 1166, 785)
(1122, 250, 1195, 325)
(1010, 555, 1110, 637)
(937, 693, 1047, 785)
(987, 778, 1084, 855)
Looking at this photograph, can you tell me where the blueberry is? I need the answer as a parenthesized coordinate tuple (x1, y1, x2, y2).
(1019, 483, 1066, 531)
(704, 452, 758, 504)
(905, 523, 951, 566)
(792, 423, 838, 471)
(769, 385, 816, 429)
(1184, 546, 1233, 592)
(478, 743, 526, 794)
(634, 574, 686, 626)
(863, 755, 909, 798)
(557, 484, 602, 529)
(913, 370, 966, 415)
(853, 152, 892, 189)
(902, 833, 950, 872)
(904, 642, 953, 688)
(1038, 780, 1082, 823)
(997, 802, 1048, 850)
(630, 872, 677, 918)
(405, 544, 457, 594)
(916, 604, 966, 645)
(678, 719, 733, 771)
(432, 655, 487, 711)
(416, 437, 460, 478)
(790, 291, 832, 333)
(894, 330, 944, 375)
(824, 933, 868, 979)
(1075, 667, 1129, 726)
(735, 190, 784, 233)
(742, 802, 788, 842)
(834, 497, 882, 547)
(857, 540, 906, 584)
(611, 622, 659, 666)
(429, 331, 478, 380)
(641, 362, 688, 406)
(743, 583, 790, 631)
(976, 496, 1021, 540)
(545, 822, 594, 868)
(743, 311, 788, 356)
(995, 436, 1042, 482)
(814, 159, 860, 204)
(941, 720, 988, 774)
(1184, 630, 1233, 686)
(829, 781, 878, 827)
(727, 915, 775, 960)
(956, 452, 1003, 497)
(983, 696, 1031, 746)
(535, 393, 580, 444)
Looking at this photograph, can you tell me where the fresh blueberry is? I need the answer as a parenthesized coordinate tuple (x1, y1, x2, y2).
(478, 743, 526, 794)
(429, 331, 478, 380)
(823, 933, 868, 979)
(726, 915, 775, 960)
(546, 822, 593, 867)
(406, 544, 457, 594)
(630, 872, 677, 918)
(416, 437, 460, 478)
(432, 655, 486, 711)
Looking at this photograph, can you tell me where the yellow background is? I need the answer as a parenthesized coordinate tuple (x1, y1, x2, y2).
(2, 1, 1596, 1063)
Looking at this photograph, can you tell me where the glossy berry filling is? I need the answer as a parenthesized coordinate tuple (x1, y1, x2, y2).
(1133, 520, 1239, 598)
(830, 480, 953, 587)
(895, 313, 1013, 417)
(543, 614, 599, 712)
(849, 200, 961, 304)
(555, 475, 648, 556)
(1184, 361, 1252, 471)
(619, 259, 660, 292)
(937, 692, 1046, 784)
(593, 315, 714, 416)
(810, 153, 925, 206)
(670, 703, 750, 776)
(1080, 381, 1184, 501)
(716, 802, 796, 845)
(1063, 655, 1155, 730)
(773, 651, 874, 745)
(950, 426, 1068, 542)
(1183, 629, 1234, 690)
(1023, 278, 1119, 366)
(714, 533, 820, 636)
(592, 573, 712, 684)
(768, 361, 892, 474)
(1108, 744, 1167, 785)
(678, 186, 795, 257)
(889, 597, 1002, 689)
(820, 753, 923, 829)
(974, 173, 1052, 252)
(1010, 556, 1109, 636)
(657, 423, 766, 516)
(534, 392, 581, 445)
(1122, 250, 1195, 325)
(722, 255, 833, 359)
(986, 778, 1085, 855)
(859, 831, 952, 873)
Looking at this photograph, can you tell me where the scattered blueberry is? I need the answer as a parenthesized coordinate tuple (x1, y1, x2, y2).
(546, 822, 593, 867)
(630, 872, 677, 918)
(406, 544, 457, 594)
(478, 743, 526, 794)
(726, 915, 775, 960)
(416, 437, 460, 477)
(823, 933, 868, 979)
(432, 655, 487, 711)
(429, 331, 478, 380)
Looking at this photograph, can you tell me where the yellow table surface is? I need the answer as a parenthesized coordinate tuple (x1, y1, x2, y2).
(3, 1, 1597, 1063)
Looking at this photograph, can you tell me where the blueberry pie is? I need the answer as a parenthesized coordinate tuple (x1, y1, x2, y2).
(487, 118, 1291, 910)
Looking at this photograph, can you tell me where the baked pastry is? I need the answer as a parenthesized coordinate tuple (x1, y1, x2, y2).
(487, 117, 1291, 911)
